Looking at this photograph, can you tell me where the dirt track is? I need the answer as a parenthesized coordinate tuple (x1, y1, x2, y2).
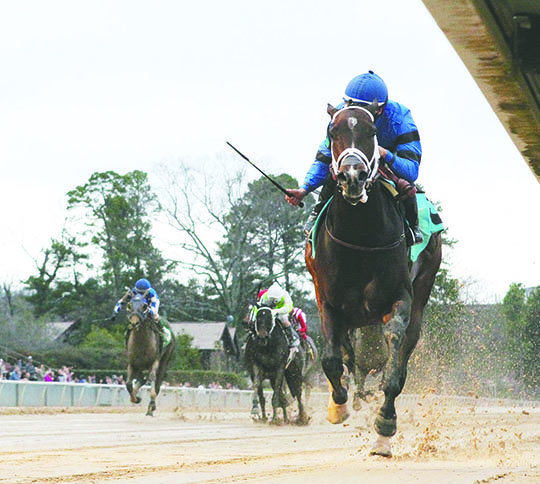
(0, 397, 538, 484)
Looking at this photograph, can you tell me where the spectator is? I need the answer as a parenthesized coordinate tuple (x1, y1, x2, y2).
(26, 356, 37, 381)
(36, 364, 45, 381)
(63, 366, 74, 382)
(9, 366, 21, 381)
(0, 359, 6, 379)
(43, 369, 54, 382)
(57, 367, 66, 382)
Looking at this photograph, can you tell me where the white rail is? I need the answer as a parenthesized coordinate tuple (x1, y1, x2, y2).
(0, 380, 538, 410)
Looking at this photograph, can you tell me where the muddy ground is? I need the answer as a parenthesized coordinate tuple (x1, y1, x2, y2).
(0, 396, 538, 483)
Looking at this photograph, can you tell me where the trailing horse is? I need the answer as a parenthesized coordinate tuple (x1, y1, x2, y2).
(125, 292, 175, 416)
(245, 305, 309, 425)
(305, 103, 442, 456)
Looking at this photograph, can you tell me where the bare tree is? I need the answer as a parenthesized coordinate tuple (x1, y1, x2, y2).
(158, 160, 309, 323)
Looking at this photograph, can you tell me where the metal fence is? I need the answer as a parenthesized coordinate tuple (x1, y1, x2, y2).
(0, 380, 538, 410)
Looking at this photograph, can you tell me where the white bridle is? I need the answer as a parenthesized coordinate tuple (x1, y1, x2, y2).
(330, 106, 381, 191)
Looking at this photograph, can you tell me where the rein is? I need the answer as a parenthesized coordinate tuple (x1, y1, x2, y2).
(324, 209, 405, 251)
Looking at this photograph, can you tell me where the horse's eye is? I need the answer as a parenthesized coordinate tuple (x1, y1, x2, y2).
(336, 172, 347, 183)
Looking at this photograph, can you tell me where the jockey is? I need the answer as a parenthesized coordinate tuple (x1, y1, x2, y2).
(285, 70, 424, 245)
(290, 307, 308, 341)
(256, 282, 300, 348)
(111, 278, 172, 345)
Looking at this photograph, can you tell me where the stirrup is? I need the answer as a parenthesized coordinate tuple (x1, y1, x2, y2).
(412, 228, 424, 244)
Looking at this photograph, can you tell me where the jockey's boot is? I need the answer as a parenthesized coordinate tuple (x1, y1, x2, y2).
(153, 315, 172, 346)
(303, 211, 318, 237)
(304, 175, 334, 236)
(284, 325, 300, 349)
(404, 195, 423, 245)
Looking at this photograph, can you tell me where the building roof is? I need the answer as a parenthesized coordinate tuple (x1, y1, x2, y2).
(46, 322, 75, 341)
(169, 322, 229, 350)
(421, 0, 540, 183)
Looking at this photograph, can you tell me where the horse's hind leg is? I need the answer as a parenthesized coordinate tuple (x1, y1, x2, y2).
(352, 326, 388, 410)
(150, 341, 175, 417)
(372, 299, 411, 457)
(290, 372, 309, 426)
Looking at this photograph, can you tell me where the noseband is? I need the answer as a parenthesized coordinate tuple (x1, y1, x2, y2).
(254, 307, 275, 338)
(330, 106, 380, 197)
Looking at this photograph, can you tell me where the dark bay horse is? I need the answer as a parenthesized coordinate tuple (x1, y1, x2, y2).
(245, 306, 309, 425)
(305, 103, 442, 456)
(125, 292, 175, 416)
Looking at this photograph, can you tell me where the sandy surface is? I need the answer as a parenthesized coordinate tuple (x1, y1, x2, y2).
(0, 397, 538, 484)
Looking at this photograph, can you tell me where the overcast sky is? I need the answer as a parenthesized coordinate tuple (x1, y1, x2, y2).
(1, 0, 539, 303)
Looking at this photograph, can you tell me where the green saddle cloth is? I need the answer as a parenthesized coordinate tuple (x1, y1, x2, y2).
(410, 192, 444, 262)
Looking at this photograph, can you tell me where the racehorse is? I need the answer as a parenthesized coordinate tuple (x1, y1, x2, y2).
(125, 292, 175, 416)
(245, 305, 309, 425)
(305, 102, 442, 456)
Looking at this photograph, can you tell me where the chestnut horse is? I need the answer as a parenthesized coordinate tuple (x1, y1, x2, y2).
(125, 293, 175, 416)
(305, 103, 442, 456)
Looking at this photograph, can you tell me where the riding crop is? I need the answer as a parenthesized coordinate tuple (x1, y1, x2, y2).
(226, 141, 304, 208)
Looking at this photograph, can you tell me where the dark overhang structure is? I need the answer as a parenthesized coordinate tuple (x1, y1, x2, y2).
(422, 0, 540, 183)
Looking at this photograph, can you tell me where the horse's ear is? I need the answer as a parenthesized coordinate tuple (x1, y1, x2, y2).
(327, 103, 338, 118)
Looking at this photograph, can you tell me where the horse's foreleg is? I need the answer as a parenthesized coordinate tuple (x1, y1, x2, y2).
(321, 312, 349, 424)
(146, 358, 160, 417)
(126, 365, 142, 404)
(251, 367, 266, 420)
(372, 299, 411, 457)
(270, 369, 286, 424)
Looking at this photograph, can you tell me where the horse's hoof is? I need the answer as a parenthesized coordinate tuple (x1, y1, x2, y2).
(296, 413, 311, 426)
(374, 414, 397, 437)
(352, 393, 363, 411)
(327, 400, 349, 424)
(131, 396, 142, 404)
(146, 411, 154, 417)
(370, 435, 392, 457)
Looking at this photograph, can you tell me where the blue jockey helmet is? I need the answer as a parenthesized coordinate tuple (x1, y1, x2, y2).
(344, 70, 388, 107)
(135, 278, 151, 293)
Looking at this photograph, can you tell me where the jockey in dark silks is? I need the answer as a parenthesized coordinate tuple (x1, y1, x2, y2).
(111, 278, 172, 346)
(285, 70, 424, 245)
